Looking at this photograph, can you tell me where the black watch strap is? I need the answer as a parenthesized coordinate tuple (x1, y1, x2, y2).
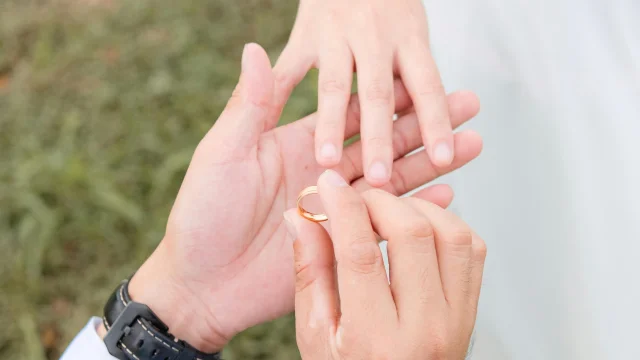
(103, 279, 221, 360)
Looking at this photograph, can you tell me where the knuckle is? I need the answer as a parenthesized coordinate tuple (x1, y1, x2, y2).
(318, 117, 343, 133)
(403, 32, 430, 48)
(320, 78, 349, 95)
(345, 235, 383, 274)
(274, 69, 294, 88)
(230, 83, 242, 100)
(427, 326, 451, 359)
(226, 84, 243, 110)
(335, 332, 359, 359)
(473, 237, 488, 261)
(414, 80, 446, 98)
(400, 217, 435, 246)
(341, 196, 367, 215)
(442, 230, 474, 260)
(365, 136, 392, 152)
(364, 80, 392, 106)
(294, 258, 317, 294)
(447, 229, 474, 246)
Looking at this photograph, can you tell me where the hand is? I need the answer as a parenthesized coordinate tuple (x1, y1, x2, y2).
(286, 170, 487, 359)
(127, 43, 482, 352)
(273, 0, 452, 186)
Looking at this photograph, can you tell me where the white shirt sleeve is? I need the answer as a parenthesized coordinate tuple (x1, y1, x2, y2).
(60, 317, 116, 360)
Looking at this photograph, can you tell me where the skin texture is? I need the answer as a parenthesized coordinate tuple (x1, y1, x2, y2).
(273, 0, 453, 187)
(288, 170, 488, 359)
(125, 44, 482, 353)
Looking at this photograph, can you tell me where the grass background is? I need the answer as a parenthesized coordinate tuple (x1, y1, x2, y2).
(0, 0, 319, 358)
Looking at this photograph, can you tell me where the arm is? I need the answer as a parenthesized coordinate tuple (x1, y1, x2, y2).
(59, 43, 482, 359)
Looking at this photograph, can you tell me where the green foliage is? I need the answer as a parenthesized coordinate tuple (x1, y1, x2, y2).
(0, 0, 316, 358)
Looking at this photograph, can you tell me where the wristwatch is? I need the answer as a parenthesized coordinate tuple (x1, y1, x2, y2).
(102, 278, 222, 360)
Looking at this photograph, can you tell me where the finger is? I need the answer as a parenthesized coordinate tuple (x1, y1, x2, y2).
(316, 170, 396, 328)
(402, 198, 475, 308)
(397, 42, 454, 168)
(270, 41, 315, 130)
(315, 46, 354, 166)
(343, 79, 413, 139)
(284, 209, 339, 356)
(202, 43, 274, 161)
(410, 184, 454, 209)
(296, 79, 413, 137)
(338, 91, 480, 182)
(352, 130, 483, 196)
(355, 49, 395, 186)
(469, 231, 487, 309)
(360, 189, 445, 322)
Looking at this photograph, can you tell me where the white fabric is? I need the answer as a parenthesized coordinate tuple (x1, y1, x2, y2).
(419, 1, 640, 359)
(60, 317, 116, 360)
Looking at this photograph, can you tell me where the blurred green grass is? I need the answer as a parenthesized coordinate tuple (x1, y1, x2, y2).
(0, 0, 318, 358)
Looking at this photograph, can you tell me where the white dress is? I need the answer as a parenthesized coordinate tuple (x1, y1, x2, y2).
(420, 0, 640, 359)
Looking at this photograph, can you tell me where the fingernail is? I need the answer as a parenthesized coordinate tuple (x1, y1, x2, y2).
(283, 211, 297, 238)
(432, 141, 453, 166)
(322, 169, 348, 187)
(241, 44, 249, 72)
(319, 143, 338, 161)
(368, 161, 388, 182)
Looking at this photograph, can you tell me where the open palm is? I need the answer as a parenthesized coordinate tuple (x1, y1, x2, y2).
(130, 44, 482, 348)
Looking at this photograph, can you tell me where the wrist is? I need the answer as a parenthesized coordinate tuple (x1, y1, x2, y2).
(127, 241, 229, 353)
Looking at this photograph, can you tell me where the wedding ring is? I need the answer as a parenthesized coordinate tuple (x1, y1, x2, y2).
(297, 186, 328, 223)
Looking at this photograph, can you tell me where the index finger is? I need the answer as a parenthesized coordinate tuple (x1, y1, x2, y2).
(360, 189, 445, 323)
(316, 170, 396, 329)
(397, 40, 454, 168)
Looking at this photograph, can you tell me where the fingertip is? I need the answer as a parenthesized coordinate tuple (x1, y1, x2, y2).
(413, 184, 454, 209)
(318, 169, 349, 189)
(366, 161, 391, 187)
(431, 139, 455, 167)
(448, 90, 481, 120)
(435, 184, 455, 208)
(463, 90, 481, 115)
(316, 142, 342, 167)
(455, 129, 484, 159)
(240, 43, 274, 108)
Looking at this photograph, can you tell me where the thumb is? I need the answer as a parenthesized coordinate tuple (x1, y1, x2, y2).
(202, 43, 275, 159)
(283, 209, 338, 352)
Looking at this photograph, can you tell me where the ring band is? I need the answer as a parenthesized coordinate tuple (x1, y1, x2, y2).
(297, 186, 328, 223)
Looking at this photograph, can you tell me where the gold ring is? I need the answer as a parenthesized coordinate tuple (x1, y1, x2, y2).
(297, 186, 328, 223)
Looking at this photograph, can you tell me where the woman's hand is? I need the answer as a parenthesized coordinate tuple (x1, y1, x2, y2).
(273, 0, 452, 186)
(286, 170, 487, 359)
(127, 44, 481, 353)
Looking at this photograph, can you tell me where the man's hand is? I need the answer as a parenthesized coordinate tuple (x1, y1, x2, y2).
(287, 170, 487, 359)
(273, 0, 452, 186)
(126, 43, 482, 352)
